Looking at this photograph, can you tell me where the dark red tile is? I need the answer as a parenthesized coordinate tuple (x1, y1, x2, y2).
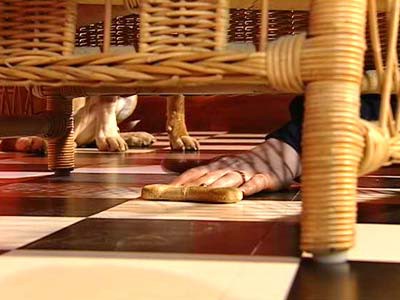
(253, 221, 300, 257)
(358, 176, 400, 188)
(0, 154, 22, 160)
(153, 149, 248, 157)
(370, 165, 400, 176)
(0, 197, 127, 217)
(0, 177, 47, 185)
(0, 164, 50, 172)
(24, 218, 278, 255)
(287, 259, 400, 300)
(40, 173, 176, 186)
(357, 200, 400, 224)
(0, 153, 48, 168)
(247, 189, 299, 201)
(0, 181, 139, 199)
(103, 158, 165, 166)
(75, 155, 124, 167)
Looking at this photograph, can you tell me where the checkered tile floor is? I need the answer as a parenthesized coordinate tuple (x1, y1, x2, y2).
(0, 132, 400, 300)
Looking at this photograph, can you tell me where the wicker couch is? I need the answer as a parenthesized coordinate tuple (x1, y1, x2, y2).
(0, 0, 397, 262)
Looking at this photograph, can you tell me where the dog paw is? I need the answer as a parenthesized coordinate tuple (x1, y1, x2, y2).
(96, 135, 128, 152)
(170, 135, 200, 151)
(121, 132, 156, 148)
(1, 137, 48, 155)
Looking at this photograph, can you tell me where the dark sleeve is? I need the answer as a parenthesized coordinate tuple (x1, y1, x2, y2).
(266, 94, 388, 154)
(266, 96, 304, 153)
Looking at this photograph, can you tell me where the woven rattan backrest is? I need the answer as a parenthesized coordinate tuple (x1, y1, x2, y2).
(138, 0, 228, 53)
(76, 9, 394, 71)
(0, 0, 77, 58)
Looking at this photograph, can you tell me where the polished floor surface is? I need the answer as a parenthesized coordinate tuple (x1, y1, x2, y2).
(0, 132, 400, 300)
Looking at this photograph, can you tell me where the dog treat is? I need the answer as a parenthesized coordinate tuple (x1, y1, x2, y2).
(141, 184, 243, 204)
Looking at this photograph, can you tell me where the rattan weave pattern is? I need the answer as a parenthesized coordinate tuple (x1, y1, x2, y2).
(75, 9, 395, 71)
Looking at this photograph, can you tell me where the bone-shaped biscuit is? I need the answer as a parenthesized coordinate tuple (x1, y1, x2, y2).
(141, 184, 243, 203)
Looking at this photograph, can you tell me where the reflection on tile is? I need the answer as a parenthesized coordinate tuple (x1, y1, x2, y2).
(156, 131, 227, 136)
(185, 145, 256, 151)
(0, 250, 299, 300)
(73, 165, 176, 175)
(0, 159, 29, 165)
(75, 148, 156, 154)
(0, 171, 53, 179)
(92, 200, 301, 222)
(152, 141, 171, 147)
(0, 183, 141, 199)
(214, 133, 268, 138)
(357, 188, 400, 201)
(0, 217, 82, 250)
(151, 139, 170, 148)
(0, 197, 127, 217)
(42, 173, 176, 186)
(200, 139, 265, 144)
(123, 152, 220, 160)
(287, 259, 400, 300)
(154, 136, 209, 141)
(0, 153, 39, 160)
(25, 218, 274, 255)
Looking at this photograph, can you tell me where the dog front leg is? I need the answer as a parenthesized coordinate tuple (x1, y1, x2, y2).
(74, 96, 128, 152)
(94, 96, 129, 152)
(166, 94, 199, 151)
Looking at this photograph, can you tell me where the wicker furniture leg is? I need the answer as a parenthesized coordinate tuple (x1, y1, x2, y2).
(46, 94, 75, 175)
(301, 0, 367, 263)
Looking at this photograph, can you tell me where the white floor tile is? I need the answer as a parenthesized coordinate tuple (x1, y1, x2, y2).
(92, 200, 301, 222)
(0, 217, 82, 250)
(0, 250, 299, 300)
(347, 224, 400, 263)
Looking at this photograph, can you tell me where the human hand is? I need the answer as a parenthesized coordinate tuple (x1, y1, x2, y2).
(171, 138, 301, 196)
